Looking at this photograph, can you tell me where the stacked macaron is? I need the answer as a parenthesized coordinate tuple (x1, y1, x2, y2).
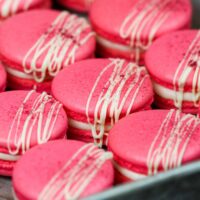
(52, 58, 154, 147)
(0, 90, 67, 176)
(13, 140, 114, 200)
(0, 10, 95, 92)
(108, 110, 200, 183)
(90, 0, 192, 64)
(145, 30, 200, 114)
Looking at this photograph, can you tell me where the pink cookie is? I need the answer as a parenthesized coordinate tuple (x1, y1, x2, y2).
(0, 10, 95, 93)
(0, 90, 67, 176)
(108, 109, 200, 184)
(0, 62, 6, 92)
(0, 0, 51, 20)
(13, 140, 114, 200)
(90, 0, 192, 64)
(52, 58, 154, 147)
(145, 30, 200, 114)
(58, 0, 94, 12)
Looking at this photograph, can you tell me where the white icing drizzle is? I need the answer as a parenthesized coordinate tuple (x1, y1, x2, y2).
(6, 90, 62, 156)
(119, 0, 173, 63)
(0, 0, 33, 17)
(38, 143, 113, 200)
(86, 59, 149, 147)
(22, 11, 94, 83)
(173, 31, 200, 109)
(147, 110, 200, 175)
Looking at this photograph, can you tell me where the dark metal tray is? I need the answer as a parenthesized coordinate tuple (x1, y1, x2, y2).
(1, 0, 200, 199)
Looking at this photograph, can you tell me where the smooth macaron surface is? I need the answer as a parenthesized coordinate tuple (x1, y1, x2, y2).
(13, 140, 114, 200)
(0, 90, 67, 156)
(145, 30, 198, 90)
(108, 110, 200, 177)
(90, 0, 192, 45)
(0, 10, 95, 82)
(52, 59, 153, 120)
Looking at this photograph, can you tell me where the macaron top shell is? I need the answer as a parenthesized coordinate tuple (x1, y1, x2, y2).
(0, 0, 51, 19)
(0, 62, 6, 91)
(145, 30, 199, 90)
(0, 90, 67, 156)
(52, 59, 153, 121)
(0, 10, 95, 82)
(13, 140, 114, 200)
(90, 0, 192, 46)
(108, 110, 200, 175)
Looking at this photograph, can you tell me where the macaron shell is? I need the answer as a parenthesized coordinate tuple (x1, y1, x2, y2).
(0, 90, 67, 152)
(108, 110, 200, 175)
(0, 10, 95, 72)
(145, 30, 198, 90)
(13, 140, 114, 200)
(0, 62, 6, 92)
(7, 73, 52, 93)
(52, 59, 153, 122)
(58, 0, 93, 12)
(90, 0, 192, 45)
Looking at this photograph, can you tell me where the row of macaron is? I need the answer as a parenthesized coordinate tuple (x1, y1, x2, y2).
(0, 88, 200, 200)
(0, 23, 200, 114)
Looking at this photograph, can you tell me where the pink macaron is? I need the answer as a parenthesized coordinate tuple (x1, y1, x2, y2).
(145, 30, 200, 114)
(52, 58, 154, 147)
(0, 62, 7, 92)
(0, 0, 51, 20)
(0, 90, 68, 176)
(58, 0, 94, 12)
(13, 140, 114, 200)
(90, 0, 192, 64)
(108, 109, 200, 184)
(0, 10, 95, 93)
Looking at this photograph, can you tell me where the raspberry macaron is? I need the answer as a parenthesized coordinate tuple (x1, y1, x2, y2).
(0, 10, 95, 93)
(90, 0, 192, 64)
(0, 0, 51, 20)
(0, 90, 67, 176)
(146, 30, 200, 114)
(13, 140, 114, 200)
(108, 109, 200, 184)
(58, 0, 94, 12)
(52, 58, 154, 147)
(0, 62, 7, 92)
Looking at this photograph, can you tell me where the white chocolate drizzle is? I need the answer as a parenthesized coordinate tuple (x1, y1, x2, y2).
(38, 143, 113, 200)
(23, 11, 94, 83)
(119, 0, 173, 63)
(86, 59, 149, 147)
(6, 90, 62, 157)
(173, 31, 200, 109)
(0, 0, 33, 17)
(147, 110, 200, 175)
